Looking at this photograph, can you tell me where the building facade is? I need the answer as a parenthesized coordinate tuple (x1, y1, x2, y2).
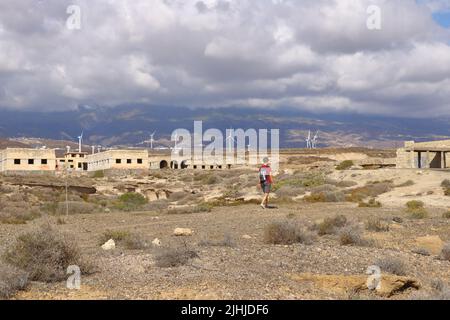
(0, 148, 56, 173)
(396, 140, 450, 169)
(86, 149, 149, 172)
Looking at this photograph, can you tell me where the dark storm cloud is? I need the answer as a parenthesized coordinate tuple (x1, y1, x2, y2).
(0, 0, 449, 116)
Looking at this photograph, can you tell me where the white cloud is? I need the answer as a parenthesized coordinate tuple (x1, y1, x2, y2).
(0, 0, 449, 116)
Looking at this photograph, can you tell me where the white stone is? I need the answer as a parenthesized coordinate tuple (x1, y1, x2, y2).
(101, 239, 115, 250)
(242, 235, 252, 239)
(152, 238, 162, 247)
(173, 228, 194, 236)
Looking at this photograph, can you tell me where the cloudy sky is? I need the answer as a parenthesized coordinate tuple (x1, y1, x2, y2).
(0, 0, 449, 116)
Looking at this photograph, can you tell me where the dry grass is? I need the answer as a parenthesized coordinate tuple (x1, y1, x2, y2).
(154, 246, 199, 268)
(365, 217, 390, 232)
(442, 211, 450, 219)
(99, 230, 148, 249)
(358, 198, 382, 208)
(0, 263, 28, 299)
(395, 180, 415, 188)
(346, 182, 392, 202)
(198, 234, 236, 248)
(375, 257, 407, 276)
(405, 200, 428, 219)
(264, 221, 315, 245)
(3, 225, 92, 282)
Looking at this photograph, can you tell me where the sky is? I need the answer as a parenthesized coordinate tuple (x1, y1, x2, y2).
(0, 0, 449, 117)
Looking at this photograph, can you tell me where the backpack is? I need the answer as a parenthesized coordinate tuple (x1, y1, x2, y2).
(259, 166, 269, 183)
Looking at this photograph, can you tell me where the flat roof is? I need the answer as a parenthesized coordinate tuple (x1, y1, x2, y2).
(405, 147, 450, 152)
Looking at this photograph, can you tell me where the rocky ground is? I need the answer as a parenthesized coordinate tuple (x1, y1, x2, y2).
(0, 152, 449, 300)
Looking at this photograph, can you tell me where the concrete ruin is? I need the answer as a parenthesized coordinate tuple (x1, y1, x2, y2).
(0, 148, 57, 174)
(396, 140, 450, 169)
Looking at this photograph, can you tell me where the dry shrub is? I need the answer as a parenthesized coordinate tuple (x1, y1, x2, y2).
(314, 215, 348, 236)
(304, 190, 345, 203)
(375, 257, 407, 276)
(442, 211, 450, 219)
(167, 203, 212, 215)
(123, 233, 148, 250)
(56, 201, 98, 215)
(264, 221, 315, 245)
(3, 225, 92, 282)
(144, 199, 169, 212)
(441, 179, 450, 188)
(154, 246, 199, 268)
(395, 180, 415, 188)
(365, 217, 389, 232)
(339, 227, 372, 246)
(0, 208, 41, 225)
(358, 198, 382, 208)
(198, 234, 236, 248)
(406, 200, 424, 210)
(99, 230, 131, 244)
(0, 263, 28, 299)
(99, 230, 147, 250)
(439, 244, 450, 261)
(410, 280, 450, 300)
(346, 183, 392, 202)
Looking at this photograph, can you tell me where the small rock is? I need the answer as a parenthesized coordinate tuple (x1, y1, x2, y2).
(242, 235, 252, 239)
(101, 239, 115, 250)
(104, 208, 111, 213)
(152, 238, 162, 247)
(173, 228, 194, 236)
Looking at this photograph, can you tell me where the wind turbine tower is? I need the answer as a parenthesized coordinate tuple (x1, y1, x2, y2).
(77, 131, 83, 153)
(306, 130, 312, 149)
(312, 131, 319, 149)
(226, 129, 236, 153)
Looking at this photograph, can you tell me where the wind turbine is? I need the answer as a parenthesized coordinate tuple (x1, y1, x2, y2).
(306, 130, 312, 149)
(225, 129, 236, 153)
(149, 131, 156, 149)
(312, 131, 319, 149)
(77, 131, 83, 153)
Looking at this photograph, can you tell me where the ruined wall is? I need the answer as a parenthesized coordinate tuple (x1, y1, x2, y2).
(87, 150, 149, 171)
(396, 148, 413, 169)
(0, 148, 56, 173)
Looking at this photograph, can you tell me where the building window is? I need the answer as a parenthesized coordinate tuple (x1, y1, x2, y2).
(28, 159, 34, 165)
(60, 160, 65, 163)
(79, 154, 84, 158)
(14, 159, 20, 165)
(68, 160, 73, 163)
(41, 159, 48, 165)
(78, 163, 82, 168)
(127, 159, 132, 164)
(116, 159, 121, 164)
(137, 159, 143, 164)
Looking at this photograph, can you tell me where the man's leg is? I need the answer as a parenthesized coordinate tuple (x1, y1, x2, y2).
(264, 192, 269, 207)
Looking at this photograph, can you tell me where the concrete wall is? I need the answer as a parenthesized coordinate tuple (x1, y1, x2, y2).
(0, 148, 56, 173)
(87, 149, 149, 171)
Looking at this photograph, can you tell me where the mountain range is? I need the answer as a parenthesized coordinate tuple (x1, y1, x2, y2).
(0, 105, 449, 149)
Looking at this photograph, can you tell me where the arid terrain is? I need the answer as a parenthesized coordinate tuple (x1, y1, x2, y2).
(0, 149, 449, 300)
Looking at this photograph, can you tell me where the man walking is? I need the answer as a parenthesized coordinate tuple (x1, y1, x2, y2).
(259, 157, 273, 209)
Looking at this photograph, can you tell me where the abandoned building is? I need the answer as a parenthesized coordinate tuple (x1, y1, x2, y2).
(87, 149, 149, 171)
(0, 148, 57, 173)
(57, 147, 89, 171)
(396, 140, 449, 169)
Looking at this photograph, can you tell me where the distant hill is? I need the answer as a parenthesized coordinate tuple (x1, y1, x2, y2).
(0, 105, 449, 149)
(0, 139, 29, 149)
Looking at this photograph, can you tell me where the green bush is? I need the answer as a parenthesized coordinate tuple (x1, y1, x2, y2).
(336, 160, 354, 170)
(406, 200, 424, 211)
(115, 192, 148, 211)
